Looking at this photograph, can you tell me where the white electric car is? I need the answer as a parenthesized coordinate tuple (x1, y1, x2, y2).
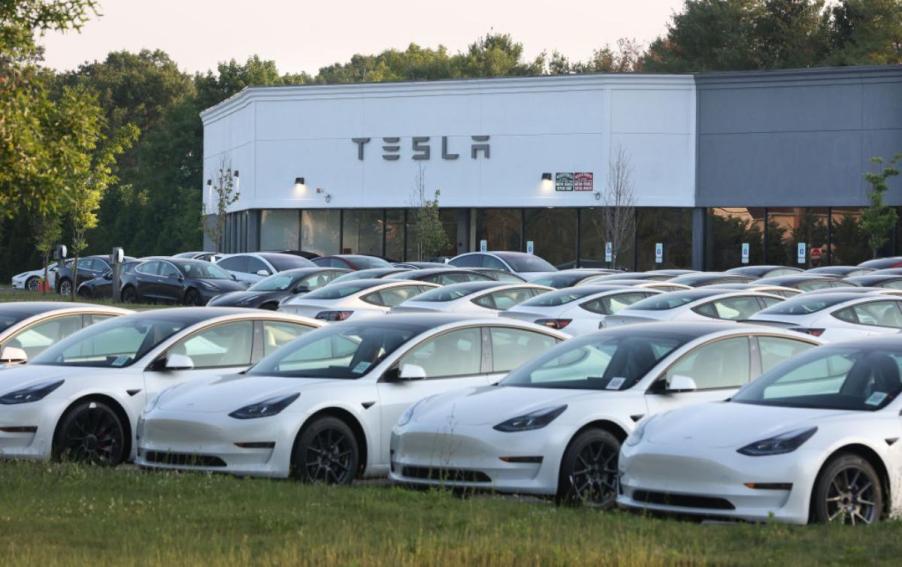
(392, 282, 551, 316)
(619, 337, 902, 525)
(278, 279, 440, 321)
(10, 264, 58, 291)
(135, 315, 568, 482)
(389, 323, 820, 505)
(0, 302, 131, 367)
(746, 292, 902, 341)
(500, 286, 661, 334)
(604, 290, 783, 327)
(0, 308, 321, 464)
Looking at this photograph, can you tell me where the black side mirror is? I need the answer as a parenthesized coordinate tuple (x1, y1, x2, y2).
(293, 285, 310, 294)
(382, 367, 401, 382)
(103, 272, 113, 280)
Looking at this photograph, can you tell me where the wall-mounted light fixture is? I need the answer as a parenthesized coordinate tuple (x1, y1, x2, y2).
(233, 170, 240, 178)
(295, 177, 305, 186)
(206, 179, 212, 186)
(541, 172, 553, 181)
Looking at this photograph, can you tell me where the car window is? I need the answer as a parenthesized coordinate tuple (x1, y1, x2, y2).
(851, 301, 902, 328)
(759, 296, 784, 307)
(262, 321, 315, 357)
(482, 255, 507, 270)
(169, 321, 254, 369)
(136, 261, 160, 275)
(398, 328, 482, 378)
(5, 315, 84, 359)
(758, 336, 818, 374)
(85, 314, 117, 326)
(450, 255, 482, 268)
(378, 285, 426, 307)
(158, 262, 181, 278)
(582, 292, 651, 315)
(490, 328, 560, 373)
(246, 256, 270, 275)
(475, 288, 534, 310)
(695, 296, 765, 321)
(217, 256, 249, 273)
(664, 337, 751, 390)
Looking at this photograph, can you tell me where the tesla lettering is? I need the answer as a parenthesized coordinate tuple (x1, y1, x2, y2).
(351, 136, 490, 161)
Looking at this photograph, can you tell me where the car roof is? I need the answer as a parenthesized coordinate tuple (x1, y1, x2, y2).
(780, 291, 881, 304)
(388, 268, 480, 278)
(0, 302, 117, 317)
(415, 281, 505, 294)
(593, 320, 781, 341)
(115, 307, 261, 324)
(335, 312, 556, 332)
(755, 275, 839, 284)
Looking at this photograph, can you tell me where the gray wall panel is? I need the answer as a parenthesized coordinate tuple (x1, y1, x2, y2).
(696, 66, 902, 207)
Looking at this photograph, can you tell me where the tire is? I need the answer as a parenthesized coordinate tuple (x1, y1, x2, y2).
(812, 453, 883, 525)
(183, 288, 202, 306)
(120, 286, 137, 304)
(58, 278, 72, 296)
(292, 417, 359, 485)
(77, 286, 92, 298)
(53, 400, 127, 466)
(25, 277, 40, 292)
(557, 428, 621, 509)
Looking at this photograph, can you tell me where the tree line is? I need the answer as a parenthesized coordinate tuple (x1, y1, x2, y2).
(0, 0, 899, 280)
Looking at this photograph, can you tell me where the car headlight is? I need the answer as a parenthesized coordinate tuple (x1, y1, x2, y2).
(737, 427, 817, 457)
(0, 380, 64, 405)
(229, 393, 300, 420)
(493, 405, 567, 432)
(625, 415, 655, 447)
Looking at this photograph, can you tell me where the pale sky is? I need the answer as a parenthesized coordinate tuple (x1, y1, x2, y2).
(38, 0, 684, 75)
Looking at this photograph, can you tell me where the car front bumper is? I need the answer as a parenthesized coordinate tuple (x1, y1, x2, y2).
(617, 442, 819, 524)
(388, 421, 568, 496)
(0, 400, 65, 460)
(135, 409, 296, 478)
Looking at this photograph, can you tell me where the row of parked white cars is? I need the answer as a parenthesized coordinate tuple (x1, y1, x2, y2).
(3, 253, 902, 526)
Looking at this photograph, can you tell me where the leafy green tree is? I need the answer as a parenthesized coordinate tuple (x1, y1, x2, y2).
(861, 154, 902, 258)
(410, 166, 449, 260)
(826, 0, 902, 65)
(203, 159, 239, 253)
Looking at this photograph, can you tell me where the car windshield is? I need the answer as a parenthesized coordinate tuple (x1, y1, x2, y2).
(496, 253, 556, 272)
(261, 255, 315, 271)
(31, 316, 192, 368)
(732, 345, 902, 411)
(301, 281, 382, 300)
(349, 256, 391, 269)
(248, 323, 421, 378)
(249, 273, 302, 292)
(757, 295, 854, 316)
(175, 261, 231, 280)
(520, 288, 600, 307)
(626, 290, 718, 311)
(501, 332, 689, 390)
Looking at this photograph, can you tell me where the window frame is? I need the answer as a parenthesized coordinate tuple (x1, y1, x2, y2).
(392, 325, 489, 380)
(150, 318, 259, 371)
(649, 335, 754, 393)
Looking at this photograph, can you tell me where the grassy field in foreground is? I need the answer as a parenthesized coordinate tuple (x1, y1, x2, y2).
(0, 463, 899, 566)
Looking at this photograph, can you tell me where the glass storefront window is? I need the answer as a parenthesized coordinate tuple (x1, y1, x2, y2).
(475, 209, 521, 253)
(405, 208, 458, 261)
(301, 210, 340, 256)
(636, 208, 692, 270)
(831, 208, 871, 265)
(385, 209, 405, 262)
(341, 209, 383, 256)
(706, 208, 765, 270)
(579, 208, 635, 269)
(766, 208, 828, 268)
(524, 208, 577, 269)
(260, 210, 299, 251)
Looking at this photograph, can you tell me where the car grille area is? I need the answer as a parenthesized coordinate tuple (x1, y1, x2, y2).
(144, 451, 227, 468)
(401, 466, 491, 483)
(632, 490, 735, 510)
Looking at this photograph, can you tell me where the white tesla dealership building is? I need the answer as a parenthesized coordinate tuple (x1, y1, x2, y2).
(202, 65, 902, 270)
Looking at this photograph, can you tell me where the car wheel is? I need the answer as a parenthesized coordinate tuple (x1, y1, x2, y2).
(812, 453, 883, 525)
(25, 277, 40, 292)
(292, 417, 359, 485)
(58, 278, 72, 296)
(53, 400, 126, 466)
(120, 285, 137, 303)
(558, 428, 621, 509)
(183, 289, 202, 306)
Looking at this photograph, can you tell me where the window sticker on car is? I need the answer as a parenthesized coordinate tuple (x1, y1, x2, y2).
(606, 377, 626, 390)
(353, 362, 370, 374)
(865, 392, 888, 406)
(112, 355, 130, 367)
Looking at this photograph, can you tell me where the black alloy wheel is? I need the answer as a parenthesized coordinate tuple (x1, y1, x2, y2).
(120, 286, 137, 303)
(53, 400, 126, 466)
(183, 288, 202, 306)
(26, 277, 40, 292)
(813, 454, 882, 525)
(293, 417, 359, 485)
(558, 429, 621, 509)
(58, 279, 72, 296)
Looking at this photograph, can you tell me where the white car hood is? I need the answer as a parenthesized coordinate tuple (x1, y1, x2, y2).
(414, 385, 611, 427)
(155, 373, 340, 413)
(645, 401, 851, 449)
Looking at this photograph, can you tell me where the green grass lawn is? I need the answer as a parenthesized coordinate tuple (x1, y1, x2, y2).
(0, 462, 899, 566)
